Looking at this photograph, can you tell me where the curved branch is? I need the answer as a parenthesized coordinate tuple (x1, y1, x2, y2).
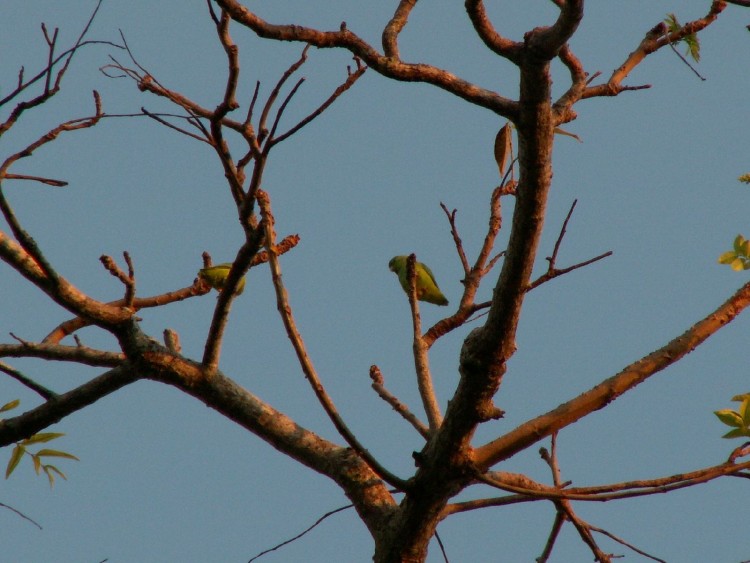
(213, 0, 518, 118)
(382, 0, 419, 59)
(584, 1, 729, 99)
(525, 0, 583, 59)
(258, 190, 407, 490)
(475, 280, 750, 469)
(464, 0, 523, 63)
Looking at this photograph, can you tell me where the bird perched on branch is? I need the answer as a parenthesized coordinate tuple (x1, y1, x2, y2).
(388, 255, 448, 306)
(198, 263, 246, 295)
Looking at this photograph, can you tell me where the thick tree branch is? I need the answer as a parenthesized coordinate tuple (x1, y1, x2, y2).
(382, 0, 419, 59)
(524, 0, 583, 60)
(213, 0, 519, 118)
(0, 365, 139, 447)
(464, 1, 523, 63)
(0, 229, 132, 326)
(475, 281, 750, 468)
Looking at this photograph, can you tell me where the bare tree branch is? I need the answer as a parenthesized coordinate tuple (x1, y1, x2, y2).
(214, 0, 519, 118)
(584, 1, 728, 99)
(258, 190, 407, 490)
(369, 365, 430, 439)
(383, 0, 420, 59)
(0, 361, 57, 400)
(475, 281, 750, 468)
(406, 255, 442, 432)
(0, 365, 139, 447)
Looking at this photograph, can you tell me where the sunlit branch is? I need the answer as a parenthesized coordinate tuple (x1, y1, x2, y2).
(41, 238, 299, 345)
(0, 0, 115, 134)
(584, 1, 731, 99)
(526, 199, 613, 291)
(214, 0, 518, 118)
(369, 365, 430, 440)
(382, 0, 419, 59)
(258, 46, 310, 146)
(270, 57, 366, 147)
(540, 434, 610, 562)
(201, 241, 258, 372)
(0, 342, 124, 367)
(258, 190, 407, 490)
(537, 512, 565, 563)
(423, 185, 505, 345)
(406, 254, 443, 431)
(589, 525, 667, 563)
(464, 0, 522, 63)
(100, 252, 136, 308)
(475, 280, 750, 468)
(2, 173, 68, 187)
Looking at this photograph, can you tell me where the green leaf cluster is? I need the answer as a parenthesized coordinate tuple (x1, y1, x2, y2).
(718, 235, 750, 271)
(715, 394, 750, 439)
(738, 173, 750, 184)
(665, 13, 701, 62)
(2, 400, 79, 487)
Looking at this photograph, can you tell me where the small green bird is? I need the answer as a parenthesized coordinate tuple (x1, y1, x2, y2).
(198, 263, 246, 295)
(388, 255, 449, 306)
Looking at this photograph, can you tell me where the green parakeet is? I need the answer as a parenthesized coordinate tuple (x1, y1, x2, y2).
(388, 255, 449, 306)
(198, 263, 246, 295)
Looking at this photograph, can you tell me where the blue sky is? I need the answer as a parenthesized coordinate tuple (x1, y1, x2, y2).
(2, 1, 750, 561)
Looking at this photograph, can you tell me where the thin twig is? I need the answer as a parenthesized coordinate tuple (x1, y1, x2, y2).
(0, 361, 57, 400)
(589, 525, 667, 563)
(0, 501, 42, 530)
(270, 57, 366, 146)
(440, 203, 470, 276)
(369, 365, 430, 439)
(2, 174, 67, 187)
(434, 529, 450, 563)
(247, 504, 353, 562)
(406, 254, 442, 431)
(258, 190, 407, 490)
(536, 511, 565, 563)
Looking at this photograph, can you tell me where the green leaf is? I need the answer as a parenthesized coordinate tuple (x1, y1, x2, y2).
(738, 173, 750, 184)
(43, 465, 67, 487)
(731, 393, 750, 402)
(665, 13, 680, 33)
(731, 257, 746, 271)
(741, 398, 750, 427)
(683, 34, 700, 62)
(0, 399, 20, 413)
(734, 235, 746, 253)
(718, 251, 738, 264)
(20, 432, 64, 445)
(722, 427, 750, 439)
(5, 444, 25, 479)
(42, 465, 55, 487)
(715, 409, 744, 427)
(35, 449, 79, 461)
(32, 454, 41, 475)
